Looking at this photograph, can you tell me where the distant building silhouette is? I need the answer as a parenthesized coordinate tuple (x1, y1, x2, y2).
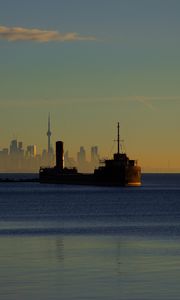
(26, 145, 37, 158)
(77, 146, 92, 172)
(77, 146, 86, 164)
(47, 113, 52, 155)
(64, 150, 76, 168)
(10, 139, 18, 154)
(91, 146, 99, 164)
(18, 142, 23, 151)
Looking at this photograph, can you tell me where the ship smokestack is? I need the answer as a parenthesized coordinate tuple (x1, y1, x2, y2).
(56, 141, 64, 170)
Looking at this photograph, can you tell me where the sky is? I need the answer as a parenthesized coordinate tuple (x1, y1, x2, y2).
(0, 0, 180, 171)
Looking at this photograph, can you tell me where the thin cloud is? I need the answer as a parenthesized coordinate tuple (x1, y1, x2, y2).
(134, 96, 156, 111)
(134, 96, 180, 111)
(1, 96, 180, 108)
(0, 25, 96, 42)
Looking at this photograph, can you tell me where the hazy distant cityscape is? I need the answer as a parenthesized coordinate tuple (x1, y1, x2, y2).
(0, 116, 100, 173)
(0, 139, 101, 173)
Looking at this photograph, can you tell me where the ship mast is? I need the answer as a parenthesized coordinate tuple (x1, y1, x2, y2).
(117, 122, 120, 154)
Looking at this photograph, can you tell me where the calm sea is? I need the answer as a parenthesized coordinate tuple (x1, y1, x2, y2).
(0, 173, 180, 300)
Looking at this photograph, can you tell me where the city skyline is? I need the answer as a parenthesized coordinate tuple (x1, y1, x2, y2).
(1, 0, 180, 171)
(0, 114, 101, 172)
(0, 115, 179, 173)
(0, 134, 101, 173)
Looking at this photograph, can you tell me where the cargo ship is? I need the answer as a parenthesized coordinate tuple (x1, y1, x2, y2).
(39, 123, 141, 186)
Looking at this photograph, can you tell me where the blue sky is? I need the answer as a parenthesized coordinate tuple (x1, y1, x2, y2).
(0, 0, 180, 171)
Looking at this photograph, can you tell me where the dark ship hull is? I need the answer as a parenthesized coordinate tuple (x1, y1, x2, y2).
(39, 165, 141, 187)
(39, 123, 141, 187)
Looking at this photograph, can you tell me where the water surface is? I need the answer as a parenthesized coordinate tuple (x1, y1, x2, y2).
(0, 173, 180, 299)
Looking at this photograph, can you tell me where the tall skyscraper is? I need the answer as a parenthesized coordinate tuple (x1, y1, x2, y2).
(91, 146, 99, 163)
(77, 146, 86, 164)
(26, 145, 37, 157)
(10, 139, 18, 154)
(47, 113, 52, 154)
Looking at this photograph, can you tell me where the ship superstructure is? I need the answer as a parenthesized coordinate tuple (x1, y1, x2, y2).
(93, 122, 141, 186)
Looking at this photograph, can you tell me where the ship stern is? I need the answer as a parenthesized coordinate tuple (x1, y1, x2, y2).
(125, 165, 141, 186)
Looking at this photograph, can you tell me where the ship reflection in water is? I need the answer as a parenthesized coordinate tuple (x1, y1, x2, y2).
(39, 123, 141, 186)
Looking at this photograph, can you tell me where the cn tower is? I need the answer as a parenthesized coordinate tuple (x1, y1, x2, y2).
(47, 113, 51, 154)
